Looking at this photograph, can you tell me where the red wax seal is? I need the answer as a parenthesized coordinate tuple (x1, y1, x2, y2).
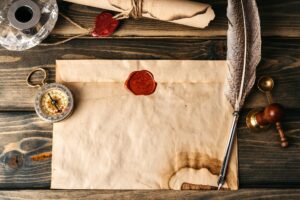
(92, 12, 119, 37)
(125, 70, 157, 95)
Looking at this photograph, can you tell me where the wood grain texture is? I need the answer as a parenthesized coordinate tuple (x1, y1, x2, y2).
(238, 109, 300, 188)
(0, 112, 52, 188)
(0, 38, 299, 111)
(52, 0, 300, 38)
(0, 189, 300, 200)
(0, 109, 298, 188)
(0, 0, 298, 195)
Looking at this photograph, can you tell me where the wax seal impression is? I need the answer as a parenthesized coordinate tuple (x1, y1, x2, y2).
(92, 12, 119, 37)
(125, 70, 157, 95)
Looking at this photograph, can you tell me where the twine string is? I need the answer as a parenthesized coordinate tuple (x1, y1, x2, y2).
(40, 12, 91, 46)
(114, 0, 143, 20)
(58, 12, 92, 32)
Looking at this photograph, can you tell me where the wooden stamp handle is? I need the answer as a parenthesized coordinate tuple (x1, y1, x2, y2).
(255, 103, 288, 148)
(275, 122, 288, 148)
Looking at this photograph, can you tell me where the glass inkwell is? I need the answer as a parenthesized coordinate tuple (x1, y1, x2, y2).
(0, 0, 58, 51)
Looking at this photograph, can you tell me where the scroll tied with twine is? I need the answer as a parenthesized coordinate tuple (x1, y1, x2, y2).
(42, 0, 215, 46)
(114, 0, 144, 20)
(63, 0, 215, 28)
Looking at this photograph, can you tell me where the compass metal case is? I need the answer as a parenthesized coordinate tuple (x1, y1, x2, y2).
(27, 68, 74, 123)
(34, 83, 74, 123)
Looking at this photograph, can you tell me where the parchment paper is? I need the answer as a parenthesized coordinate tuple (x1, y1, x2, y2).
(63, 0, 215, 28)
(51, 60, 238, 190)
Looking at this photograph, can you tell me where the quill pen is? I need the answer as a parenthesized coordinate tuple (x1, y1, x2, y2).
(218, 0, 261, 190)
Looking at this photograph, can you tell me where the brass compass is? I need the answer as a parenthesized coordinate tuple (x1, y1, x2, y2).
(27, 68, 74, 123)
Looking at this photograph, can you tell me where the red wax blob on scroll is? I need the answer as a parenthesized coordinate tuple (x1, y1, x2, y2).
(92, 12, 119, 37)
(125, 70, 157, 95)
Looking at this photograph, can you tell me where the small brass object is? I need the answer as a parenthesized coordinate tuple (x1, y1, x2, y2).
(246, 76, 288, 147)
(257, 76, 274, 104)
(246, 76, 275, 131)
(246, 108, 269, 131)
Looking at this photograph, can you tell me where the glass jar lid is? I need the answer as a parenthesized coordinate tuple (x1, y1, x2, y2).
(0, 0, 58, 51)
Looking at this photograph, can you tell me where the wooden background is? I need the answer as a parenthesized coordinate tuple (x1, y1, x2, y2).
(0, 0, 299, 199)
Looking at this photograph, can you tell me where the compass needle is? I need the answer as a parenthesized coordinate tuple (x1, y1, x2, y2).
(48, 93, 61, 112)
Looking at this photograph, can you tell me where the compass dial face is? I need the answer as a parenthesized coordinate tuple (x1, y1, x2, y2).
(35, 83, 74, 123)
(40, 88, 69, 116)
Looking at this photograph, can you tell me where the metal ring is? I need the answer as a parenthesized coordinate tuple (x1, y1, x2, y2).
(7, 0, 41, 30)
(26, 68, 47, 88)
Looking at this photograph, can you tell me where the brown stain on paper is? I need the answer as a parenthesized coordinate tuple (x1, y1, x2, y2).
(166, 152, 236, 190)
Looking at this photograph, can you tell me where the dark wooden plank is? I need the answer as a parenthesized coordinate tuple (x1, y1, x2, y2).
(244, 38, 300, 109)
(0, 112, 52, 188)
(0, 38, 299, 111)
(0, 109, 298, 188)
(51, 0, 300, 37)
(0, 189, 300, 200)
(238, 109, 300, 188)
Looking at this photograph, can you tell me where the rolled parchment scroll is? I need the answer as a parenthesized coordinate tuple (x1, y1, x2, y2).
(63, 0, 215, 28)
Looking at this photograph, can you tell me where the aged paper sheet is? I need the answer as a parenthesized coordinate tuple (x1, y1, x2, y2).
(52, 60, 238, 190)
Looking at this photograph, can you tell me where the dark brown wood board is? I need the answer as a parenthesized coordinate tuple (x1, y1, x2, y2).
(0, 189, 300, 200)
(0, 0, 299, 198)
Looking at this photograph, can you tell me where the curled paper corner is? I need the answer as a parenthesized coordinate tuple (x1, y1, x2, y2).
(201, 6, 216, 28)
(208, 6, 216, 24)
(169, 5, 216, 29)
